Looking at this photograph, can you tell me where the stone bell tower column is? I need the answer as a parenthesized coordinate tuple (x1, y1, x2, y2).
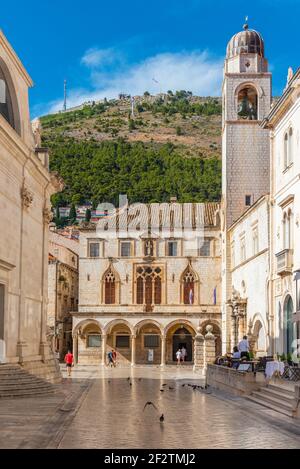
(221, 21, 271, 353)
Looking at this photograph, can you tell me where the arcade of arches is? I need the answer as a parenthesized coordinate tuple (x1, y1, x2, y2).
(73, 320, 221, 366)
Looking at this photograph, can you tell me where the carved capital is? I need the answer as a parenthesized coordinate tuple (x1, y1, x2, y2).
(43, 207, 53, 224)
(21, 185, 33, 209)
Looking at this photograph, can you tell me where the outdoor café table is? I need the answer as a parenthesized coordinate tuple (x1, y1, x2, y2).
(265, 360, 284, 379)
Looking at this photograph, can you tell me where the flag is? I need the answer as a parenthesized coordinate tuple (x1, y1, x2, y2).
(189, 288, 194, 305)
(213, 286, 217, 305)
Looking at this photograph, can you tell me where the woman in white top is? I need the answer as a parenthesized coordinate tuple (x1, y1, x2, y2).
(176, 349, 182, 365)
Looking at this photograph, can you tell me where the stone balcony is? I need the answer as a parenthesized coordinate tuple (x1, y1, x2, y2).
(275, 248, 293, 276)
(77, 304, 221, 317)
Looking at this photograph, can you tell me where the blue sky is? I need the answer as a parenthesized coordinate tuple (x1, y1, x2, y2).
(1, 0, 299, 116)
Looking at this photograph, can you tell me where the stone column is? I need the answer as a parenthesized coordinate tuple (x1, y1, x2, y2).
(160, 335, 166, 367)
(131, 335, 136, 367)
(204, 325, 216, 370)
(73, 333, 78, 365)
(102, 334, 107, 366)
(193, 327, 204, 373)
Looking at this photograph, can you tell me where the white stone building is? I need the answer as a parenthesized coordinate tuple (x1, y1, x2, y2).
(262, 68, 300, 358)
(72, 202, 221, 366)
(0, 31, 62, 380)
(228, 195, 270, 355)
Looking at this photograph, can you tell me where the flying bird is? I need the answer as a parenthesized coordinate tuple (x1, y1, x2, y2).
(143, 402, 158, 412)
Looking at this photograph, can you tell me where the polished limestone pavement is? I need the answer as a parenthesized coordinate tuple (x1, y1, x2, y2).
(0, 365, 300, 449)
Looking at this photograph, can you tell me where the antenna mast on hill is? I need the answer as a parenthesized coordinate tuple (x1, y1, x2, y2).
(130, 96, 135, 118)
(63, 79, 67, 112)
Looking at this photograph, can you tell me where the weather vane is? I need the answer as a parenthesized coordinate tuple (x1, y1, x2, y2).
(243, 15, 249, 30)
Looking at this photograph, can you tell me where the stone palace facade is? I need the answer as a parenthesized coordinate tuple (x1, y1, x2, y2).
(72, 202, 222, 366)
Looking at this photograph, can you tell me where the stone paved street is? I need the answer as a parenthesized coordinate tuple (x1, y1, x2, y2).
(0, 366, 300, 449)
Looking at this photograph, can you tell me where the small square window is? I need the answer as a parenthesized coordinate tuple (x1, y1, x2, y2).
(245, 195, 252, 206)
(89, 242, 100, 258)
(87, 334, 101, 348)
(121, 242, 131, 257)
(116, 335, 130, 348)
(168, 241, 177, 256)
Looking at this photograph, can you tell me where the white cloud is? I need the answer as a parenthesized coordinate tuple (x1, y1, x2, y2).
(81, 47, 117, 68)
(47, 50, 223, 114)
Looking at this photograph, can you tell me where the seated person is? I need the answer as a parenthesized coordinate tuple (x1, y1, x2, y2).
(232, 346, 241, 359)
(231, 346, 241, 369)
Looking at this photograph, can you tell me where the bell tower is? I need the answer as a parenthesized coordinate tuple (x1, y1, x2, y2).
(222, 21, 271, 226)
(221, 22, 271, 353)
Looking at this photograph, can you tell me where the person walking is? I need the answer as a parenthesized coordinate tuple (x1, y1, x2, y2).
(181, 346, 187, 363)
(176, 348, 182, 365)
(238, 335, 250, 359)
(64, 350, 74, 377)
(107, 350, 114, 367)
(112, 349, 117, 367)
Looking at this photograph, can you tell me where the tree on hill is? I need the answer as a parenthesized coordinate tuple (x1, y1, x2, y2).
(48, 139, 221, 207)
(69, 203, 77, 224)
(85, 208, 91, 222)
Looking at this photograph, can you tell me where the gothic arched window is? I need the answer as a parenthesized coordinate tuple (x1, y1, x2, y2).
(183, 269, 195, 305)
(136, 266, 162, 305)
(237, 86, 258, 120)
(104, 269, 116, 304)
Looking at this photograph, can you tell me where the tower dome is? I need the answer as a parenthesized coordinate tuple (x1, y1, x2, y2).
(226, 23, 264, 59)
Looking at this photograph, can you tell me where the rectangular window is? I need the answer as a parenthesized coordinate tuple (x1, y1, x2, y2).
(116, 335, 130, 348)
(120, 241, 131, 257)
(144, 335, 159, 348)
(231, 241, 235, 268)
(245, 195, 252, 206)
(252, 227, 259, 255)
(240, 237, 246, 263)
(168, 241, 178, 256)
(199, 239, 211, 256)
(87, 334, 101, 348)
(89, 242, 100, 258)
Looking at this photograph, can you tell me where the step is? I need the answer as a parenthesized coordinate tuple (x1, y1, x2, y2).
(267, 383, 295, 398)
(259, 387, 295, 402)
(251, 391, 294, 411)
(246, 395, 294, 417)
(0, 388, 55, 398)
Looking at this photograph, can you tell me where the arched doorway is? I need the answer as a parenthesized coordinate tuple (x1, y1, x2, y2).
(107, 322, 132, 364)
(77, 321, 102, 365)
(284, 295, 294, 355)
(135, 323, 161, 365)
(172, 327, 193, 362)
(252, 319, 266, 356)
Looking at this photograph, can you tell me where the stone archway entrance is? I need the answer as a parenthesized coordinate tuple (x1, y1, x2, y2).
(166, 325, 195, 363)
(136, 323, 161, 365)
